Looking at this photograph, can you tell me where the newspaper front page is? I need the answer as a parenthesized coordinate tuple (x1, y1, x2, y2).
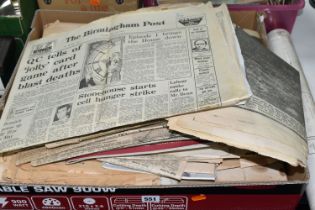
(0, 4, 251, 153)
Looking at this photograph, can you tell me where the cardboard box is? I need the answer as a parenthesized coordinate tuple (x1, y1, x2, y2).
(37, 0, 140, 12)
(0, 0, 38, 41)
(0, 9, 308, 210)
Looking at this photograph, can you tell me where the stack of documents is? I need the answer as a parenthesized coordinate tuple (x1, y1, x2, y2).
(0, 3, 309, 186)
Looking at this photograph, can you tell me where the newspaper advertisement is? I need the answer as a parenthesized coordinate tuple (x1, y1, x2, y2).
(0, 4, 250, 153)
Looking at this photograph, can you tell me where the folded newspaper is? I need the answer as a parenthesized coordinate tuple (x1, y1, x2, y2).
(168, 28, 308, 167)
(0, 3, 251, 153)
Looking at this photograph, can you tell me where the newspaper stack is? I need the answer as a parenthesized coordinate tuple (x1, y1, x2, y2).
(0, 3, 308, 185)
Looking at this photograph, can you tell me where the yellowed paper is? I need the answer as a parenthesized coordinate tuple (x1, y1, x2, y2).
(216, 162, 287, 182)
(168, 28, 307, 167)
(168, 107, 307, 167)
(185, 162, 215, 174)
(216, 159, 240, 171)
(244, 28, 261, 39)
(17, 127, 184, 166)
(0, 3, 251, 154)
(100, 155, 187, 180)
(45, 121, 166, 148)
(165, 144, 241, 160)
(3, 154, 160, 186)
(43, 21, 85, 38)
(240, 155, 276, 168)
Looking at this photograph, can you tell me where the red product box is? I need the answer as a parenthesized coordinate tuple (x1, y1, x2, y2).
(0, 184, 306, 210)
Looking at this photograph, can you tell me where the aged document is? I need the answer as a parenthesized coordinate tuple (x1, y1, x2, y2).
(0, 3, 250, 153)
(17, 128, 190, 166)
(43, 21, 85, 38)
(66, 140, 209, 164)
(168, 28, 307, 167)
(3, 154, 160, 186)
(44, 121, 167, 148)
(100, 155, 187, 180)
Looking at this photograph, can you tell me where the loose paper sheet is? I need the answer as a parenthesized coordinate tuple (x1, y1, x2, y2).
(100, 155, 187, 180)
(16, 127, 188, 166)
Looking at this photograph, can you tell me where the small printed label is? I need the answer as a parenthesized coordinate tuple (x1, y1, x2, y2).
(110, 196, 188, 210)
(110, 196, 148, 210)
(141, 196, 160, 203)
(31, 196, 71, 210)
(151, 196, 188, 210)
(0, 196, 33, 209)
(70, 196, 109, 210)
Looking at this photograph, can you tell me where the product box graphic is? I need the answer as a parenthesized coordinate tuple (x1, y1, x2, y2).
(0, 184, 306, 210)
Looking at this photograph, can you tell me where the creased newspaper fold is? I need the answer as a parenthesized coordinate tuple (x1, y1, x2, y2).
(0, 3, 250, 153)
(168, 28, 308, 167)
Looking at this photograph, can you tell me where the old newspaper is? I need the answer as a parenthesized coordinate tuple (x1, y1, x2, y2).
(0, 3, 251, 153)
(168, 28, 308, 167)
(17, 127, 191, 166)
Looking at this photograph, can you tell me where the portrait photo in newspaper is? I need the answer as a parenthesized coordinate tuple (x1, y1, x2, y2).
(191, 39, 210, 52)
(53, 103, 72, 124)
